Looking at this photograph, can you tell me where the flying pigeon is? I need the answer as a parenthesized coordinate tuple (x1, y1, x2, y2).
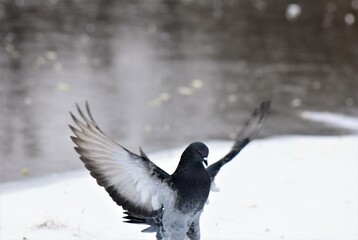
(69, 101, 270, 240)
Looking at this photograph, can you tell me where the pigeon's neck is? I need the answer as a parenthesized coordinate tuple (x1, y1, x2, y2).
(175, 156, 205, 173)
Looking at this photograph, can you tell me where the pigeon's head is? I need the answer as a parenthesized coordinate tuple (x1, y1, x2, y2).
(181, 142, 209, 167)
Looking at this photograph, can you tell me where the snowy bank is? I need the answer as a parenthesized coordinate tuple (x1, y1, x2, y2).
(0, 136, 357, 240)
(300, 111, 358, 131)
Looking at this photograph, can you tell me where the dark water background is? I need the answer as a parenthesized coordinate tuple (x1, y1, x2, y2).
(1, 0, 357, 182)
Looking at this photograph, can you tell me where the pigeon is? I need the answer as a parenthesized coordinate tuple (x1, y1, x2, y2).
(69, 101, 270, 240)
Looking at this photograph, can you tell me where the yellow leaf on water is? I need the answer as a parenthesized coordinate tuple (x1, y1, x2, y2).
(21, 168, 29, 176)
(46, 51, 57, 60)
(178, 87, 193, 95)
(159, 92, 170, 101)
(190, 79, 203, 89)
(144, 124, 152, 132)
(227, 94, 237, 103)
(57, 82, 70, 91)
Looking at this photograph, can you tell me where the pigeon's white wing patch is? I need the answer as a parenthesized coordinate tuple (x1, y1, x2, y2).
(210, 181, 220, 192)
(70, 104, 174, 217)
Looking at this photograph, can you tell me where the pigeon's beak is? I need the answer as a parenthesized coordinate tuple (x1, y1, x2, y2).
(203, 158, 208, 166)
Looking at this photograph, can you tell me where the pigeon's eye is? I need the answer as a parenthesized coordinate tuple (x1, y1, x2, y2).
(197, 150, 202, 155)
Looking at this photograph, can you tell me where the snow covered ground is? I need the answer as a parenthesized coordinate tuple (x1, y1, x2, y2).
(300, 111, 358, 132)
(0, 136, 357, 240)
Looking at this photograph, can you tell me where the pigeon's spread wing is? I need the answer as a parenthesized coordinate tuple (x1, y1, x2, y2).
(207, 101, 270, 183)
(70, 103, 173, 217)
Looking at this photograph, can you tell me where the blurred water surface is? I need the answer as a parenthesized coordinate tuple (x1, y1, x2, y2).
(0, 0, 357, 182)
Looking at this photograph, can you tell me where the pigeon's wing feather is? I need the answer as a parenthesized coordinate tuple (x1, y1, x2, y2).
(207, 101, 270, 181)
(70, 103, 174, 217)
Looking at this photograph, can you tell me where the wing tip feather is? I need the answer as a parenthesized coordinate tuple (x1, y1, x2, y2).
(69, 102, 172, 219)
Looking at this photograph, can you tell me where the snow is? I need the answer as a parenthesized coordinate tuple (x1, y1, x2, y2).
(286, 4, 301, 21)
(345, 13, 356, 26)
(300, 111, 358, 131)
(1, 136, 357, 240)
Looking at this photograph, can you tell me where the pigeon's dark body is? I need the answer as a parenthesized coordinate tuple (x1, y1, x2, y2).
(70, 101, 270, 240)
(172, 143, 211, 214)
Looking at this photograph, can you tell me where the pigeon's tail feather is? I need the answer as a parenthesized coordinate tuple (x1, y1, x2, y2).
(123, 214, 147, 224)
(123, 211, 163, 234)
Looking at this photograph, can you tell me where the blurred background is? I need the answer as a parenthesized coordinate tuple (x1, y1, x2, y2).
(0, 0, 357, 182)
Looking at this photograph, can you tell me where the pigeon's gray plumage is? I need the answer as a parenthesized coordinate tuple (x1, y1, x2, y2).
(69, 101, 270, 240)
